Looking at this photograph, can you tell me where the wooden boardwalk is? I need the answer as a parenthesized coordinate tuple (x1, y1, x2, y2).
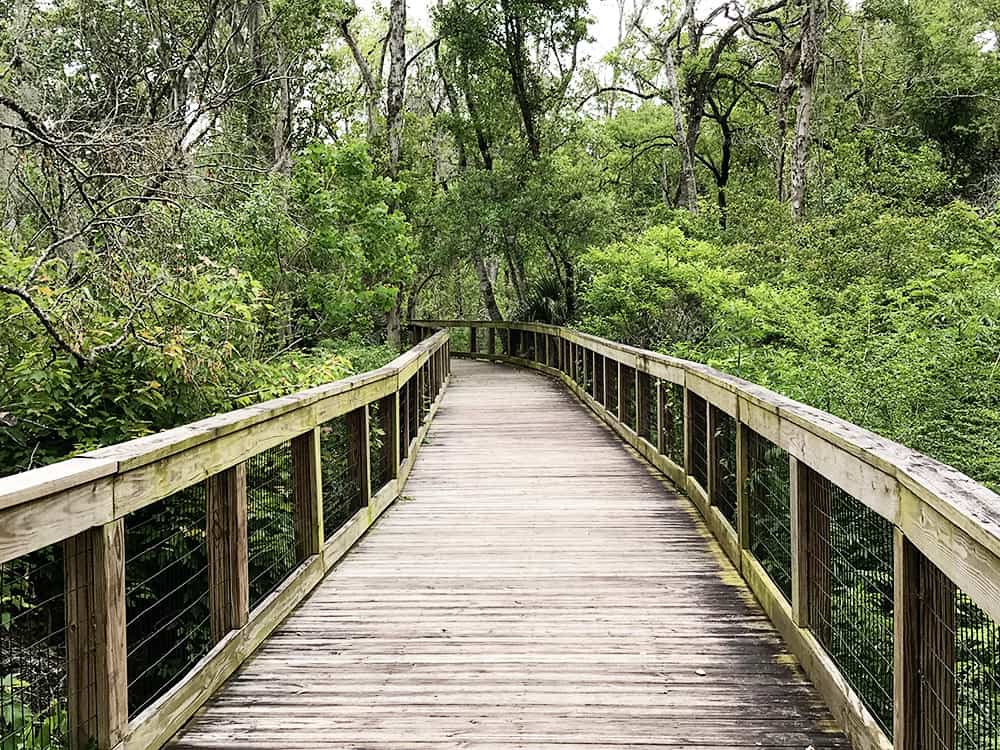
(171, 359, 849, 749)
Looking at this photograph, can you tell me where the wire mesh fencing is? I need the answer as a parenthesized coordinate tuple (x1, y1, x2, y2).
(420, 363, 432, 422)
(688, 392, 709, 490)
(246, 443, 299, 610)
(660, 381, 685, 467)
(407, 372, 419, 441)
(593, 354, 604, 404)
(398, 379, 410, 466)
(621, 366, 636, 430)
(1, 543, 86, 749)
(605, 360, 619, 417)
(746, 429, 792, 600)
(643, 378, 659, 446)
(368, 401, 390, 495)
(575, 347, 589, 391)
(124, 484, 210, 717)
(319, 416, 359, 540)
(805, 467, 894, 733)
(916, 556, 1000, 750)
(711, 407, 738, 528)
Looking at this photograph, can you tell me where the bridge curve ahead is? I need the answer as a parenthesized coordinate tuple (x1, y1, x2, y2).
(171, 359, 846, 749)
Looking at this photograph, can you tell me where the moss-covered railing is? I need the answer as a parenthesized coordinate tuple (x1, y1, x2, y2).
(411, 319, 1000, 750)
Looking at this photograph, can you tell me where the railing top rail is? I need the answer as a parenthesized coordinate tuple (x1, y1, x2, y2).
(414, 318, 1000, 619)
(0, 329, 449, 523)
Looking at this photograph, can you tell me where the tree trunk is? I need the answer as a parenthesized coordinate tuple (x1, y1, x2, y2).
(473, 253, 503, 321)
(461, 59, 494, 170)
(272, 46, 293, 174)
(386, 303, 401, 348)
(562, 256, 575, 321)
(501, 0, 541, 159)
(717, 118, 732, 227)
(339, 20, 380, 144)
(790, 0, 825, 221)
(386, 0, 407, 176)
(435, 45, 468, 169)
(775, 41, 802, 201)
(661, 42, 698, 212)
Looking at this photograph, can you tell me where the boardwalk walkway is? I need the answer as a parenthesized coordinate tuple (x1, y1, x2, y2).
(171, 359, 848, 749)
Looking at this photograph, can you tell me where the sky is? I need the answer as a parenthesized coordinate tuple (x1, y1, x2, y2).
(362, 0, 629, 63)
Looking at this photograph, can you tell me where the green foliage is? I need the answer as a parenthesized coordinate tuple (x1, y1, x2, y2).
(577, 200, 1000, 495)
(0, 674, 68, 750)
(578, 225, 747, 348)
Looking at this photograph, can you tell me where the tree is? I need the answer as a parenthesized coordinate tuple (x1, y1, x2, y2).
(789, 0, 828, 220)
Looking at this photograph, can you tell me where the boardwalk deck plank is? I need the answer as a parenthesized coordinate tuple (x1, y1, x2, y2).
(170, 359, 850, 749)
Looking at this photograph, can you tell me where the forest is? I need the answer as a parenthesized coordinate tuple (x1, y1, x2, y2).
(1, 0, 997, 491)
(1, 0, 999, 747)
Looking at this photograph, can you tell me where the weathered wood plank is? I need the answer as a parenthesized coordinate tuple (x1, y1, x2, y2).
(64, 520, 128, 750)
(171, 360, 848, 750)
(207, 464, 249, 641)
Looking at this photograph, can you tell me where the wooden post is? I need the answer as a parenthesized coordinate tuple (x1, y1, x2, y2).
(893, 529, 920, 750)
(789, 455, 809, 627)
(207, 464, 249, 641)
(347, 405, 372, 509)
(470, 326, 478, 354)
(655, 381, 664, 454)
(64, 520, 128, 750)
(487, 327, 495, 355)
(615, 361, 623, 420)
(706, 404, 719, 503)
(736, 421, 750, 551)
(683, 387, 693, 476)
(808, 466, 833, 645)
(292, 428, 323, 559)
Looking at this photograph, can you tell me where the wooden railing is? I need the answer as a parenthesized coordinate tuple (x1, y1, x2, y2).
(412, 320, 1000, 750)
(0, 331, 451, 750)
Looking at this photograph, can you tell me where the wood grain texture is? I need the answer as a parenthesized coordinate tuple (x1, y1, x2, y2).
(170, 359, 848, 750)
(207, 464, 249, 642)
(65, 520, 128, 750)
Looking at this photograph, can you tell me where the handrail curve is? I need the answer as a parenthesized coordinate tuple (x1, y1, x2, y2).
(412, 319, 1000, 750)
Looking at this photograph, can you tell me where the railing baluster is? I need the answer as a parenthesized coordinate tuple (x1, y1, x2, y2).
(789, 456, 809, 628)
(707, 404, 719, 506)
(615, 361, 623, 420)
(292, 429, 323, 558)
(655, 380, 665, 455)
(683, 386, 693, 478)
(736, 421, 750, 551)
(601, 356, 608, 407)
(64, 520, 128, 750)
(893, 529, 920, 750)
(207, 465, 249, 642)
